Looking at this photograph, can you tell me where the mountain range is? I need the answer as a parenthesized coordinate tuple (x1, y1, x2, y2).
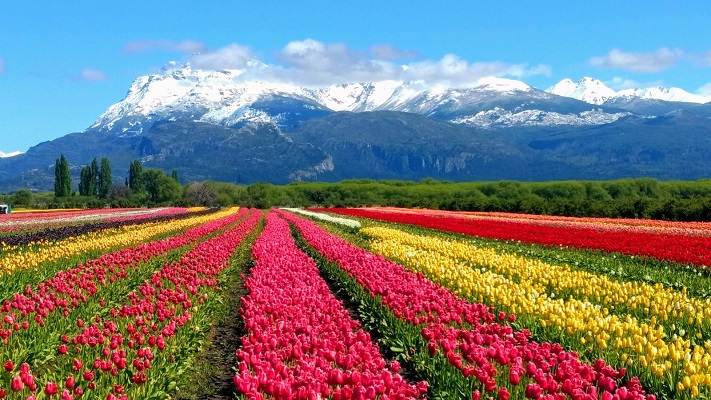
(1, 65, 710, 192)
(547, 77, 711, 105)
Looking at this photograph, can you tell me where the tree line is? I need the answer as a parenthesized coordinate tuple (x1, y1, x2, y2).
(9, 155, 197, 209)
(9, 160, 711, 221)
(214, 178, 711, 222)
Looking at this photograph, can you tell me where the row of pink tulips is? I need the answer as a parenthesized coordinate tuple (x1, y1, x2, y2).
(3, 210, 260, 399)
(280, 210, 656, 400)
(0, 208, 247, 348)
(234, 212, 426, 399)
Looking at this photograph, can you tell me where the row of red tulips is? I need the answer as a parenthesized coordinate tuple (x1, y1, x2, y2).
(234, 212, 426, 399)
(318, 208, 711, 267)
(282, 210, 656, 400)
(458, 210, 711, 230)
(384, 208, 711, 237)
(2, 209, 260, 399)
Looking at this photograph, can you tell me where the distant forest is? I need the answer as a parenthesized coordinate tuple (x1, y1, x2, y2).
(212, 178, 711, 221)
(5, 178, 711, 222)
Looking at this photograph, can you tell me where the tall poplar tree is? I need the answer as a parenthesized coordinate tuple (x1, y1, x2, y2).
(78, 166, 92, 196)
(54, 154, 71, 197)
(128, 160, 144, 192)
(98, 157, 112, 199)
(90, 158, 99, 197)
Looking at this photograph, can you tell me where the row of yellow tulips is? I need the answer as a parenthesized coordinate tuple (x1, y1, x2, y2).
(363, 226, 711, 395)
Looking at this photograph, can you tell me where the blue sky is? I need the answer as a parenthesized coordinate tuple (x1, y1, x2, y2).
(1, 0, 710, 152)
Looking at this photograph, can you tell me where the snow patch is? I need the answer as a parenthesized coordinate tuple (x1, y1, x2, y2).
(452, 108, 629, 128)
(0, 151, 23, 158)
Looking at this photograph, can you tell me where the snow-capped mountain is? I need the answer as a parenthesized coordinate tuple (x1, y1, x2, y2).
(548, 78, 711, 105)
(0, 151, 22, 158)
(6, 65, 711, 191)
(615, 87, 711, 104)
(90, 64, 630, 133)
(546, 77, 616, 105)
(90, 65, 325, 135)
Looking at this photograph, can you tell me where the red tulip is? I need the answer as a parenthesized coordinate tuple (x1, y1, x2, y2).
(525, 384, 542, 399)
(3, 360, 13, 372)
(45, 381, 59, 395)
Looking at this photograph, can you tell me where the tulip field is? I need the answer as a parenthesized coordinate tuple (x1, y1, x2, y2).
(3, 206, 711, 399)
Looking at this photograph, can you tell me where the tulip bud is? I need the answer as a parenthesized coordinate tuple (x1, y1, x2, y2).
(3, 360, 13, 372)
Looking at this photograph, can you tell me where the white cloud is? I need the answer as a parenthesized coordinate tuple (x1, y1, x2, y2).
(177, 39, 551, 88)
(123, 39, 206, 54)
(273, 39, 400, 86)
(698, 82, 711, 96)
(0, 57, 5, 73)
(590, 48, 684, 73)
(74, 69, 108, 82)
(190, 44, 257, 70)
(606, 77, 664, 90)
(401, 55, 548, 86)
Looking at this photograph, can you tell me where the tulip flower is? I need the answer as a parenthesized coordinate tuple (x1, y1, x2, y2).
(11, 376, 23, 392)
(3, 360, 13, 371)
(44, 382, 58, 395)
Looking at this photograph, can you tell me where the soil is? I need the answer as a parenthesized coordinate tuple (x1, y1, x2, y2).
(176, 260, 251, 400)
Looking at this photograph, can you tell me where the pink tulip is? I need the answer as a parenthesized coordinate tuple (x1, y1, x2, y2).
(11, 376, 23, 392)
(233, 212, 422, 398)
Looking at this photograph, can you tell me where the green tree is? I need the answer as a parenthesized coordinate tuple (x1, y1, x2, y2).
(11, 189, 34, 208)
(78, 166, 93, 196)
(98, 157, 112, 199)
(128, 160, 144, 192)
(171, 169, 179, 183)
(54, 154, 71, 197)
(90, 158, 99, 196)
(143, 169, 182, 204)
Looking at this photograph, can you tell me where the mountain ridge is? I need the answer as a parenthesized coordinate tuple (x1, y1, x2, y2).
(90, 65, 640, 135)
(547, 77, 711, 105)
(3, 65, 711, 192)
